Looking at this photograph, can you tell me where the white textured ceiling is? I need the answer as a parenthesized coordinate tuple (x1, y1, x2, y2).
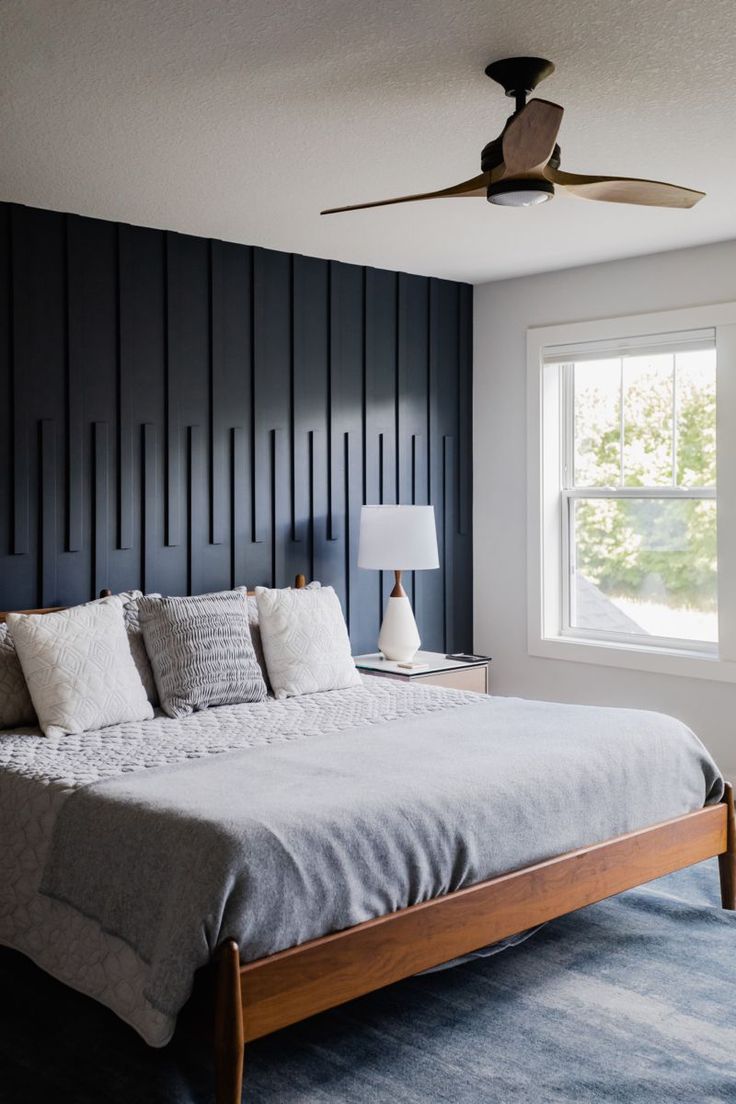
(2, 0, 736, 283)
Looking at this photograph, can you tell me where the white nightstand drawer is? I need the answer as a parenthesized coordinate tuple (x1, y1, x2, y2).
(415, 666, 488, 693)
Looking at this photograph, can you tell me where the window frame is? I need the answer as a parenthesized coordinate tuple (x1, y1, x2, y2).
(527, 302, 736, 683)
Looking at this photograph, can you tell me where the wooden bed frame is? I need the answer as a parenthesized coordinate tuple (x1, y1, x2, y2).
(3, 583, 734, 1104)
(211, 790, 735, 1103)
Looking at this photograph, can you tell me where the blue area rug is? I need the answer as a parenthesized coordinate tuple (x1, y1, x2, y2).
(1, 861, 735, 1103)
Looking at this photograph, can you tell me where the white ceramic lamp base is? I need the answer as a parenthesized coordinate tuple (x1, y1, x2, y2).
(378, 593, 421, 663)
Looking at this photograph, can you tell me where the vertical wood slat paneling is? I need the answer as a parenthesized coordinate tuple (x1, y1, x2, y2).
(309, 428, 330, 586)
(64, 215, 83, 553)
(252, 249, 290, 555)
(220, 242, 251, 567)
(10, 206, 30, 555)
(92, 421, 109, 597)
(39, 419, 57, 606)
(457, 283, 473, 538)
(187, 424, 204, 596)
(231, 426, 247, 588)
(116, 224, 134, 551)
(270, 427, 288, 589)
(329, 262, 364, 623)
(442, 435, 456, 649)
(119, 226, 166, 594)
(0, 206, 10, 566)
(163, 232, 180, 549)
(342, 431, 353, 629)
(209, 240, 227, 546)
(141, 423, 157, 594)
(0, 201, 472, 654)
(419, 278, 444, 651)
(292, 255, 329, 554)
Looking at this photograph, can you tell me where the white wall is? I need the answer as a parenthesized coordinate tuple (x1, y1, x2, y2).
(473, 239, 736, 777)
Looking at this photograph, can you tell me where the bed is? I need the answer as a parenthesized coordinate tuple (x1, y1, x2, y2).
(0, 589, 733, 1104)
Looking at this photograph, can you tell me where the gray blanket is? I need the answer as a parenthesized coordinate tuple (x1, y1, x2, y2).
(40, 694, 722, 1022)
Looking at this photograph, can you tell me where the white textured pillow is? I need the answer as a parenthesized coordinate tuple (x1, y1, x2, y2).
(256, 585, 361, 699)
(8, 597, 154, 737)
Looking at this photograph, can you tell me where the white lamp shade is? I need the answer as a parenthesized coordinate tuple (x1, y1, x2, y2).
(357, 505, 439, 571)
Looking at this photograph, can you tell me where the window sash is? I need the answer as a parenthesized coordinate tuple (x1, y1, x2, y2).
(558, 490, 718, 655)
(559, 359, 716, 494)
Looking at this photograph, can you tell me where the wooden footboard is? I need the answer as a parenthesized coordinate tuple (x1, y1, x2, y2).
(214, 784, 734, 1103)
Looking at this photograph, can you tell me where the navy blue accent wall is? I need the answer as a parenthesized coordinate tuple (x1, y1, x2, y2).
(0, 202, 472, 654)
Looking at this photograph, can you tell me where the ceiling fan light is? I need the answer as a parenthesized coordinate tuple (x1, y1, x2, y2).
(487, 178, 554, 207)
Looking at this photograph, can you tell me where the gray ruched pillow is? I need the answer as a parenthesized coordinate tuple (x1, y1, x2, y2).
(138, 590, 267, 718)
(0, 622, 37, 729)
(117, 590, 160, 707)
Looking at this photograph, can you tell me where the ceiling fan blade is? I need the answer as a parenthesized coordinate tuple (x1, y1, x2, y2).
(499, 99, 564, 177)
(545, 166, 705, 208)
(320, 174, 488, 215)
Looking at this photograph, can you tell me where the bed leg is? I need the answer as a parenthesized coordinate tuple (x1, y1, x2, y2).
(718, 782, 736, 910)
(215, 940, 245, 1104)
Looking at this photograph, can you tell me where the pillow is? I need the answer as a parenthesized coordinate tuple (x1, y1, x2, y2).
(237, 584, 320, 689)
(237, 582, 320, 684)
(8, 597, 154, 737)
(137, 590, 267, 718)
(256, 584, 361, 699)
(0, 623, 37, 729)
(245, 593, 269, 687)
(117, 590, 160, 706)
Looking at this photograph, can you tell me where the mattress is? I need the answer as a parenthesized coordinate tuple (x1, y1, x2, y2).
(0, 678, 722, 1047)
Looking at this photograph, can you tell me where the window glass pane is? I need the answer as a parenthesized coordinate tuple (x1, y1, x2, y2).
(572, 358, 621, 487)
(622, 354, 674, 487)
(572, 497, 717, 643)
(676, 348, 716, 488)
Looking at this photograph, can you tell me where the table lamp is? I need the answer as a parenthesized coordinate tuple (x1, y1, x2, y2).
(357, 505, 440, 662)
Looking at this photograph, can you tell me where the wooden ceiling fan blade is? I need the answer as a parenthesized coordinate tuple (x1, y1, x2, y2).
(545, 166, 705, 208)
(320, 174, 488, 215)
(500, 99, 564, 177)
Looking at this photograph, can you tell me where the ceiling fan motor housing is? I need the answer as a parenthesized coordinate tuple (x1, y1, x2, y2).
(487, 178, 555, 205)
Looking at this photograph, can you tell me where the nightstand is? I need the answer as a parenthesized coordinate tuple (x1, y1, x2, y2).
(354, 652, 490, 694)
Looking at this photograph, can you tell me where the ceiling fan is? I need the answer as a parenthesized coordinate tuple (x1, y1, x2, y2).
(320, 57, 705, 215)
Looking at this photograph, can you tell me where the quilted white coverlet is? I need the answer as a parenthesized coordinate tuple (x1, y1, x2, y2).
(0, 680, 722, 1048)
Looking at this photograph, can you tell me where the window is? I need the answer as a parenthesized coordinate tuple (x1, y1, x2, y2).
(527, 305, 736, 682)
(557, 332, 716, 652)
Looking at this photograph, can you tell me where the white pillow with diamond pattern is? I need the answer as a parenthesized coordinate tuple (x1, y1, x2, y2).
(7, 596, 154, 737)
(256, 584, 361, 699)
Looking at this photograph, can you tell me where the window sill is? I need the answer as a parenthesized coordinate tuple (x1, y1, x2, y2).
(529, 634, 736, 683)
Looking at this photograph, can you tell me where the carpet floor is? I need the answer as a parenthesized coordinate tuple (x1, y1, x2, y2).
(1, 860, 735, 1103)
